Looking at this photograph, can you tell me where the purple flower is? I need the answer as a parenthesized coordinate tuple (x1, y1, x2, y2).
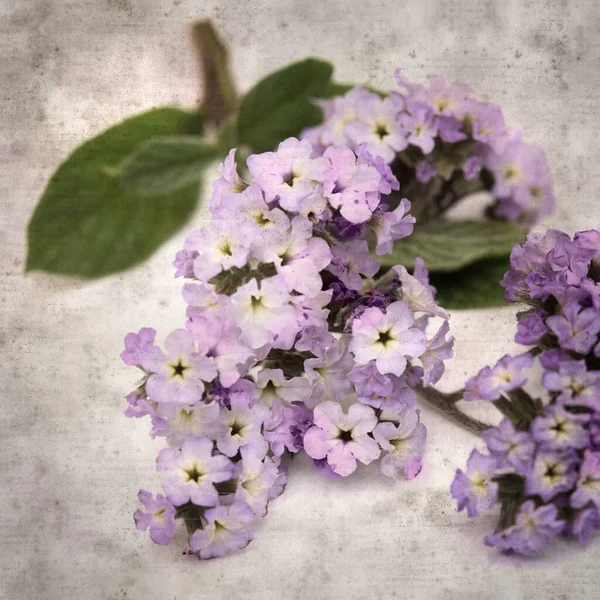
(344, 94, 408, 163)
(157, 436, 234, 507)
(209, 391, 269, 457)
(303, 401, 380, 477)
(463, 156, 482, 181)
(348, 361, 393, 398)
(369, 199, 416, 255)
(420, 320, 455, 386)
(209, 148, 247, 211)
(399, 102, 438, 154)
(570, 507, 600, 543)
(570, 450, 600, 509)
(546, 302, 600, 355)
(295, 327, 334, 359)
(188, 501, 255, 559)
(350, 301, 427, 377)
(304, 340, 354, 407)
(525, 450, 579, 502)
(154, 400, 220, 447)
(263, 402, 312, 456)
(358, 373, 417, 411)
(322, 145, 384, 223)
(450, 450, 499, 517)
(515, 310, 548, 346)
(121, 327, 157, 366)
(373, 408, 426, 479)
(173, 249, 198, 279)
(327, 240, 379, 291)
(547, 237, 595, 285)
(415, 161, 437, 184)
(133, 490, 176, 545)
(143, 329, 218, 406)
(233, 446, 280, 517)
(482, 418, 535, 474)
(484, 501, 565, 556)
(393, 264, 449, 319)
(530, 406, 589, 451)
(471, 102, 506, 152)
(124, 389, 156, 420)
(463, 353, 534, 402)
(254, 368, 312, 408)
(246, 137, 328, 212)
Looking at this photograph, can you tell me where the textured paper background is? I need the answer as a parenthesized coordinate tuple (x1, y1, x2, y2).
(2, 1, 600, 598)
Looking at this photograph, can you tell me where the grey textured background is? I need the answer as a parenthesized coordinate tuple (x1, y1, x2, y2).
(2, 1, 600, 598)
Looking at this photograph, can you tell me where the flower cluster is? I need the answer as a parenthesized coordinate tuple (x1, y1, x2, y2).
(451, 228, 600, 556)
(122, 136, 453, 559)
(303, 71, 555, 225)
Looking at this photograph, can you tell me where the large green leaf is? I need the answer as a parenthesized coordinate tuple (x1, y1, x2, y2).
(429, 256, 510, 309)
(113, 136, 219, 195)
(26, 107, 204, 278)
(237, 58, 334, 153)
(379, 219, 526, 272)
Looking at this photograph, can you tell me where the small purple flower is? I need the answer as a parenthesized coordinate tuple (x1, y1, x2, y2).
(570, 507, 600, 543)
(246, 137, 328, 212)
(327, 239, 379, 291)
(530, 406, 589, 451)
(121, 327, 157, 366)
(143, 329, 218, 406)
(399, 102, 438, 154)
(570, 450, 600, 509)
(209, 148, 247, 211)
(546, 302, 600, 355)
(350, 301, 427, 377)
(463, 353, 534, 402)
(188, 501, 255, 559)
(450, 450, 499, 517)
(525, 450, 579, 502)
(484, 500, 565, 556)
(234, 446, 280, 517)
(157, 435, 234, 507)
(303, 401, 380, 477)
(420, 320, 455, 386)
(393, 264, 449, 319)
(263, 401, 312, 456)
(415, 161, 437, 184)
(481, 418, 535, 474)
(515, 310, 548, 346)
(322, 145, 384, 223)
(133, 490, 176, 545)
(348, 361, 394, 398)
(173, 249, 198, 279)
(209, 391, 269, 457)
(373, 408, 426, 479)
(369, 199, 416, 255)
(463, 156, 482, 181)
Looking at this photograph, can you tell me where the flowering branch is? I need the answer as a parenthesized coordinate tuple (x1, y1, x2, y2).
(451, 228, 600, 557)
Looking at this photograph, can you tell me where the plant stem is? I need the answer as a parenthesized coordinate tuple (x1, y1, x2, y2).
(416, 383, 491, 434)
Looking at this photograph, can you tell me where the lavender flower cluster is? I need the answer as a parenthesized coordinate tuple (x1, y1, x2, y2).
(451, 228, 600, 556)
(303, 70, 554, 224)
(121, 136, 454, 559)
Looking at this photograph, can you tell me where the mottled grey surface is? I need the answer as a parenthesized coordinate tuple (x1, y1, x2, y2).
(2, 0, 600, 598)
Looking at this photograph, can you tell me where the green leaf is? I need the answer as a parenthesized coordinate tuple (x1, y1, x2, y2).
(26, 107, 204, 278)
(379, 219, 526, 272)
(113, 136, 219, 195)
(237, 58, 334, 153)
(429, 256, 510, 309)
